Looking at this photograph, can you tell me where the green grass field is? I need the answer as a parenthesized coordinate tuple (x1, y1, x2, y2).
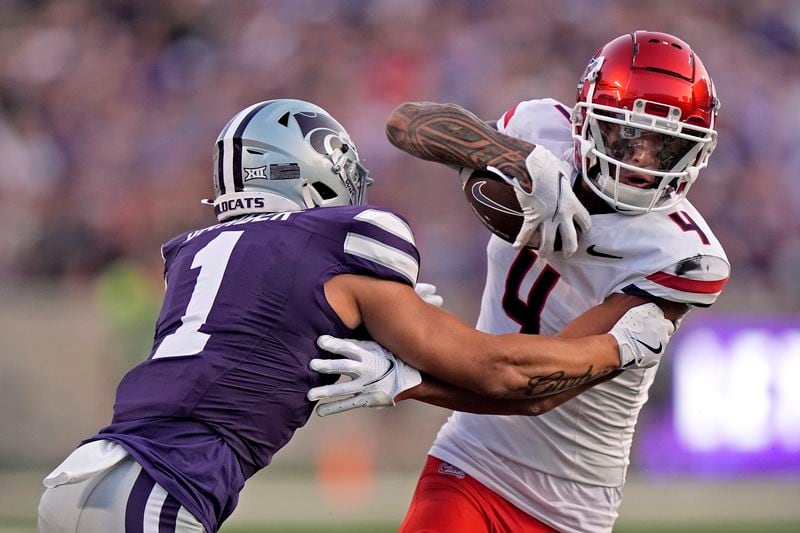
(2, 522, 797, 533)
(223, 525, 800, 533)
(227, 526, 794, 533)
(4, 467, 799, 533)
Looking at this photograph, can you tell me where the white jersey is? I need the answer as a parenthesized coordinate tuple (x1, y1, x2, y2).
(430, 99, 730, 533)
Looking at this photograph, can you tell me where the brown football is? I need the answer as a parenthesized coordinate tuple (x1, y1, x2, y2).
(462, 169, 563, 250)
(463, 169, 525, 244)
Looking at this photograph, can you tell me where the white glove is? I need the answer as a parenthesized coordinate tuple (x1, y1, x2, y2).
(609, 303, 676, 369)
(307, 335, 422, 417)
(488, 145, 591, 257)
(415, 282, 443, 307)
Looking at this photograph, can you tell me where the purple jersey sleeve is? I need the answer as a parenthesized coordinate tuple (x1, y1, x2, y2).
(307, 205, 420, 286)
(159, 233, 185, 281)
(86, 206, 420, 531)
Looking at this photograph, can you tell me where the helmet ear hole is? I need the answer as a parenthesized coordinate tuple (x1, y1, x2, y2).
(311, 181, 337, 200)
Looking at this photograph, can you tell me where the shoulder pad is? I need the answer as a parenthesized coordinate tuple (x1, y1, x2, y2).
(161, 233, 188, 265)
(621, 254, 729, 307)
(303, 206, 420, 286)
(496, 98, 574, 161)
(602, 202, 730, 306)
(342, 207, 419, 285)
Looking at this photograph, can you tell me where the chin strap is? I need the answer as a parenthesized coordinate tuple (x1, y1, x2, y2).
(578, 138, 594, 161)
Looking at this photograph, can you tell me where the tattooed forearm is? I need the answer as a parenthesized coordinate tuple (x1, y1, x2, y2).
(386, 102, 536, 190)
(524, 365, 614, 397)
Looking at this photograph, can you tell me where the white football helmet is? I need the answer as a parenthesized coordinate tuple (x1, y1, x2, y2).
(206, 99, 371, 221)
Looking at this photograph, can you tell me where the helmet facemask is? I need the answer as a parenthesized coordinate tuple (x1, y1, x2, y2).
(574, 98, 716, 214)
(317, 139, 371, 207)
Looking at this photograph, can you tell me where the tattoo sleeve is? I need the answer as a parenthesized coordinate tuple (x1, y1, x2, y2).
(386, 102, 536, 191)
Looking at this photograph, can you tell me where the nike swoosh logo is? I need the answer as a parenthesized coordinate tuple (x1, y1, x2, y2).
(586, 245, 623, 259)
(635, 338, 663, 354)
(471, 181, 522, 216)
(362, 359, 395, 387)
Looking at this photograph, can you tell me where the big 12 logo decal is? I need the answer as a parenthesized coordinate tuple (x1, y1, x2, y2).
(293, 111, 355, 157)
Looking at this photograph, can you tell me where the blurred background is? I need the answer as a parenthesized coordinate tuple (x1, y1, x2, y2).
(1, 0, 799, 531)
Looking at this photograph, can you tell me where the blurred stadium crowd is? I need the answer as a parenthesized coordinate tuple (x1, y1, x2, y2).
(2, 2, 800, 528)
(1, 0, 799, 311)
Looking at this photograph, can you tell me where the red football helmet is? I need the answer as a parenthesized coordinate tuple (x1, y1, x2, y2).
(572, 31, 719, 214)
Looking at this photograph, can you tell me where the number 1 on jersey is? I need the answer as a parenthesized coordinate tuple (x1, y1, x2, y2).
(153, 231, 244, 359)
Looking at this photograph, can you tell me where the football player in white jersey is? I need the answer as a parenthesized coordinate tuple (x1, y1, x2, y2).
(312, 31, 730, 532)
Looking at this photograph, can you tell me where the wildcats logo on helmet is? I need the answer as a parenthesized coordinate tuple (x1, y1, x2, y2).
(293, 111, 355, 157)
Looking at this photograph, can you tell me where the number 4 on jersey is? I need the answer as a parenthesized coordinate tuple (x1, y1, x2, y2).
(502, 248, 560, 334)
(669, 210, 710, 245)
(153, 231, 244, 359)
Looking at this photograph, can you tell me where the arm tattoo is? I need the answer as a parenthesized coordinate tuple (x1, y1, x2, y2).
(524, 365, 613, 397)
(386, 102, 536, 190)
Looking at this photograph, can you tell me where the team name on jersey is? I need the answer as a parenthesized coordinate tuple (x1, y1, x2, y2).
(186, 212, 294, 242)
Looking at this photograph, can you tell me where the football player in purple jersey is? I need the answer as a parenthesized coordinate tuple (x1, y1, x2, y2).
(38, 99, 672, 532)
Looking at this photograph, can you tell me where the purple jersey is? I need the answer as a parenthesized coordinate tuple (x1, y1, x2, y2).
(86, 205, 419, 532)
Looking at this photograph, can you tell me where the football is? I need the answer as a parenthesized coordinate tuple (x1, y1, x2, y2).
(462, 169, 527, 244)
(462, 169, 563, 250)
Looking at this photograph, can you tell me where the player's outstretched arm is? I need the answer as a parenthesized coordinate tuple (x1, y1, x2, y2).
(400, 371, 619, 416)
(307, 335, 618, 416)
(386, 102, 535, 191)
(323, 274, 672, 400)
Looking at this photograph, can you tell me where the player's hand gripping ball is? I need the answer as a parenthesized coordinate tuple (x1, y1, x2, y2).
(463, 169, 562, 250)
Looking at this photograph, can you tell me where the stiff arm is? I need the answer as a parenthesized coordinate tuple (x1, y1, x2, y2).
(325, 274, 622, 401)
(396, 293, 686, 415)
